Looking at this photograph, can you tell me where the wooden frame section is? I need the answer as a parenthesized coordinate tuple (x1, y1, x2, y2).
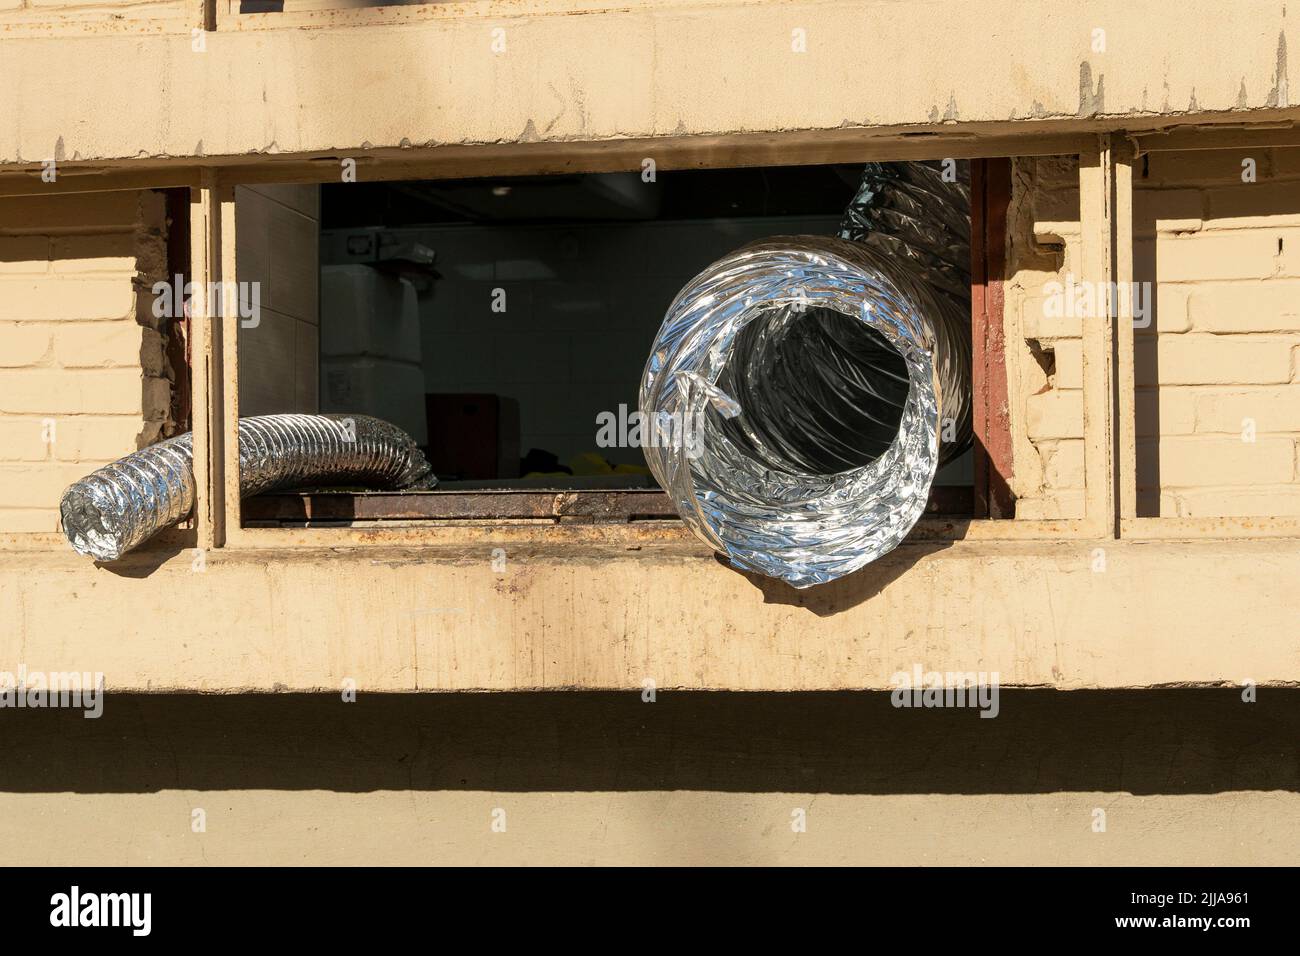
(970, 158, 1015, 518)
(1078, 138, 1119, 539)
(198, 139, 1108, 550)
(189, 172, 224, 551)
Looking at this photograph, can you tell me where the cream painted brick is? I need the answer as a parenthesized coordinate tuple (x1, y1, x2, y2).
(1026, 389, 1082, 440)
(1264, 147, 1300, 181)
(1052, 338, 1082, 389)
(1185, 280, 1300, 332)
(1012, 490, 1085, 520)
(1135, 388, 1197, 437)
(1155, 229, 1299, 282)
(0, 324, 51, 366)
(1153, 219, 1205, 235)
(1137, 437, 1294, 486)
(0, 237, 50, 274)
(1171, 486, 1300, 517)
(1142, 284, 1191, 334)
(0, 276, 134, 321)
(1042, 439, 1084, 488)
(1022, 294, 1080, 339)
(1142, 151, 1259, 187)
(1030, 187, 1080, 223)
(1188, 386, 1300, 434)
(0, 192, 142, 233)
(1133, 189, 1204, 223)
(1026, 156, 1078, 187)
(0, 419, 52, 461)
(0, 464, 110, 510)
(52, 321, 151, 369)
(0, 369, 147, 415)
(1135, 335, 1294, 385)
(51, 416, 142, 462)
(1204, 182, 1300, 222)
(0, 510, 59, 533)
(50, 235, 138, 274)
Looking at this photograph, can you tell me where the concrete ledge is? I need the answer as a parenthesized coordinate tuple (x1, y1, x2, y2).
(1, 536, 1296, 691)
(1, 0, 1298, 169)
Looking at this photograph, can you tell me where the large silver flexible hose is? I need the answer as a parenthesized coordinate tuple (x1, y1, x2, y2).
(639, 162, 971, 588)
(61, 413, 433, 561)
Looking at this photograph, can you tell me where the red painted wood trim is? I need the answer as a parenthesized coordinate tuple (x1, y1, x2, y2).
(970, 159, 1015, 518)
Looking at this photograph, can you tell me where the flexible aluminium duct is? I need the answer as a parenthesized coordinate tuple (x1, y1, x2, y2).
(61, 414, 433, 561)
(639, 162, 971, 588)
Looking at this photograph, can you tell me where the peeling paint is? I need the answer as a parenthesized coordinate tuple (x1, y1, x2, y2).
(1237, 78, 1248, 108)
(1078, 62, 1105, 116)
(1267, 30, 1289, 107)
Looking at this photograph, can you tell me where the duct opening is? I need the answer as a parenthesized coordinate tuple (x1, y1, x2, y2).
(713, 306, 910, 478)
(640, 161, 973, 588)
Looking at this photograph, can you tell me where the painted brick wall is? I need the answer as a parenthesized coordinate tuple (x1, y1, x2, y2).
(1007, 148, 1300, 519)
(0, 189, 174, 533)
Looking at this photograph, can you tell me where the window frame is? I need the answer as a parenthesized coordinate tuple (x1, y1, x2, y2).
(192, 133, 1117, 551)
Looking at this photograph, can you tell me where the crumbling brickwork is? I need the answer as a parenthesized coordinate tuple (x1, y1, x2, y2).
(0, 189, 174, 533)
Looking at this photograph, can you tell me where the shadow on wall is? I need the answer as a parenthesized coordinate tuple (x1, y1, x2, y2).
(725, 538, 958, 615)
(0, 690, 1295, 795)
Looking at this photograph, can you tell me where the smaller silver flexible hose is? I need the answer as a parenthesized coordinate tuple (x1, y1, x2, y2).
(60, 414, 433, 561)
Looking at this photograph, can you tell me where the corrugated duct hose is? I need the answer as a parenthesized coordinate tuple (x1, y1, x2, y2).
(640, 161, 972, 588)
(61, 414, 433, 561)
